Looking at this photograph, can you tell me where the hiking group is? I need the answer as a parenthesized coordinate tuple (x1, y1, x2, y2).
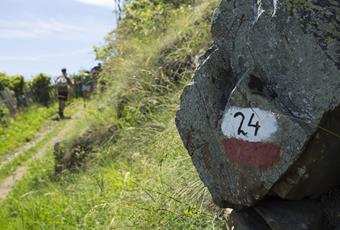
(55, 63, 102, 119)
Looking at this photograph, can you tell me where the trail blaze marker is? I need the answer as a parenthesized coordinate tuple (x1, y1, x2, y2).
(221, 107, 278, 142)
(176, 0, 340, 211)
(221, 107, 281, 168)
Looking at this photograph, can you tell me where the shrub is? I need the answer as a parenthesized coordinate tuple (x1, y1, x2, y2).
(30, 74, 52, 106)
(9, 75, 25, 97)
(0, 73, 26, 96)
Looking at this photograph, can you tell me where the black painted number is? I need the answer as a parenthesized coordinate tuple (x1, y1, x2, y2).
(248, 113, 261, 136)
(234, 112, 248, 136)
(233, 112, 261, 137)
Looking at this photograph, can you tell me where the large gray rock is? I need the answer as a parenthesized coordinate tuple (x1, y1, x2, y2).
(176, 0, 340, 208)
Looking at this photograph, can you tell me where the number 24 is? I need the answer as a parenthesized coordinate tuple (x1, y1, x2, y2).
(234, 112, 261, 137)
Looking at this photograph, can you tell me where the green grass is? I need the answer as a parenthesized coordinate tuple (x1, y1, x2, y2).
(0, 100, 225, 229)
(0, 103, 81, 183)
(0, 98, 82, 158)
(0, 104, 57, 157)
(0, 0, 226, 228)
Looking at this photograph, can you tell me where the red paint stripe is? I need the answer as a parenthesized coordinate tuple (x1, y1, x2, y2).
(223, 139, 281, 169)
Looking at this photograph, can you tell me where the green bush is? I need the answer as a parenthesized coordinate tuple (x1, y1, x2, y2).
(118, 0, 195, 36)
(0, 73, 11, 88)
(9, 75, 25, 97)
(0, 73, 26, 96)
(30, 74, 52, 106)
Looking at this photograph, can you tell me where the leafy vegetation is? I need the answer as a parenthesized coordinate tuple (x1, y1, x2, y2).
(0, 73, 26, 97)
(0, 0, 226, 228)
(0, 72, 53, 126)
(30, 73, 52, 106)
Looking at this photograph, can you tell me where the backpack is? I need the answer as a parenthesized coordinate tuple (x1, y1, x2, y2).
(56, 76, 68, 93)
(82, 73, 93, 86)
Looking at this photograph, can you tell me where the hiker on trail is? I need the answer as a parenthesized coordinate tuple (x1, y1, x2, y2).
(74, 77, 82, 99)
(81, 71, 93, 107)
(90, 62, 102, 91)
(56, 68, 72, 119)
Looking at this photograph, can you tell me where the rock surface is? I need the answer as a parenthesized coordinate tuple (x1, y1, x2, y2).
(230, 198, 324, 230)
(0, 87, 17, 116)
(176, 0, 340, 208)
(229, 189, 340, 230)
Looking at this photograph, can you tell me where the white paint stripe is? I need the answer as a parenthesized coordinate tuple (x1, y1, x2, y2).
(221, 107, 278, 142)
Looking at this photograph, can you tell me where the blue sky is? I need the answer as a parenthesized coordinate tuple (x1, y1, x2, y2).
(0, 0, 118, 79)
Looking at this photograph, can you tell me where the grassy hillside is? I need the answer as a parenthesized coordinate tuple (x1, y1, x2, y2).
(0, 0, 227, 228)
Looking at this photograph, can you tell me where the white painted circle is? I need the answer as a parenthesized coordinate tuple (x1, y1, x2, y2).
(221, 107, 278, 142)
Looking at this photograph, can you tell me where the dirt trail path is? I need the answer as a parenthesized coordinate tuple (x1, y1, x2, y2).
(0, 123, 55, 170)
(0, 109, 83, 203)
(0, 103, 79, 169)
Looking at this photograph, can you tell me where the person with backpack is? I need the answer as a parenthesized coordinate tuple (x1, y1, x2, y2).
(81, 70, 93, 108)
(55, 68, 72, 119)
(90, 62, 102, 92)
